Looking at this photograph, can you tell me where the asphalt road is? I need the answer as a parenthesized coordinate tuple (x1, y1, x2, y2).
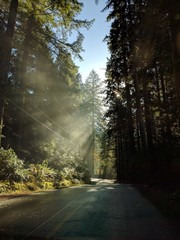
(0, 180, 178, 240)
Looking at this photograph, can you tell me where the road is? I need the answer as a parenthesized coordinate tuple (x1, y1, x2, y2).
(0, 180, 178, 240)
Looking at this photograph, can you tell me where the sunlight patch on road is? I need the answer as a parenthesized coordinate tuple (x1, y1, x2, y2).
(87, 188, 99, 192)
(106, 186, 115, 190)
(91, 178, 115, 185)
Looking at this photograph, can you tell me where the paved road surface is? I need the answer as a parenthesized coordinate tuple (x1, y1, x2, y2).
(0, 180, 178, 240)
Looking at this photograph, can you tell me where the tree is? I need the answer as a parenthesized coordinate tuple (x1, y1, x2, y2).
(0, 0, 19, 146)
(104, 0, 180, 184)
(80, 70, 103, 176)
(0, 0, 93, 156)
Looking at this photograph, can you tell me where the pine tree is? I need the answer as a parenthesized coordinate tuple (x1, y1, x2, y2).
(104, 0, 180, 184)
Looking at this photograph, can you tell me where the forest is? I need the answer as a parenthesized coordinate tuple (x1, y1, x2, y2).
(0, 0, 180, 194)
(0, 0, 111, 192)
(104, 0, 180, 185)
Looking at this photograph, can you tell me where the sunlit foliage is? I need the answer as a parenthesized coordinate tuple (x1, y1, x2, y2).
(0, 0, 96, 191)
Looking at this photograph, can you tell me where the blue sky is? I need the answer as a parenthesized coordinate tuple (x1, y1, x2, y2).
(72, 0, 111, 82)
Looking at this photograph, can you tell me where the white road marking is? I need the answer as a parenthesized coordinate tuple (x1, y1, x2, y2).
(46, 193, 98, 238)
(21, 201, 72, 240)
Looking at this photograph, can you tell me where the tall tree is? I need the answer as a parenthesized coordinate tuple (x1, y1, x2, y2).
(0, 0, 18, 146)
(81, 70, 103, 176)
(104, 0, 180, 184)
(0, 0, 93, 153)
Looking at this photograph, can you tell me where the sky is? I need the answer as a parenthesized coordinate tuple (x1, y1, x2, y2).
(71, 0, 111, 82)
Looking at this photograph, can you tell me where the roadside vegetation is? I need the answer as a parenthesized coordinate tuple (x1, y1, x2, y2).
(0, 147, 90, 194)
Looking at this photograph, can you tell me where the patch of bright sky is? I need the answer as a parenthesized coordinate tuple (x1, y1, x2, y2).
(70, 0, 111, 82)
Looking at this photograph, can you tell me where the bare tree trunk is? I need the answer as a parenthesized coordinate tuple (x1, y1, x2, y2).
(0, 0, 18, 147)
(168, 13, 180, 124)
(125, 83, 135, 153)
(116, 99, 125, 182)
(0, 99, 5, 147)
(18, 14, 34, 147)
(134, 73, 147, 155)
(143, 76, 154, 154)
(91, 74, 95, 177)
(154, 62, 165, 140)
(160, 71, 172, 160)
(115, 136, 119, 181)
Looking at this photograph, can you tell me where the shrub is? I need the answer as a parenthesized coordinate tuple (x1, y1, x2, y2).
(28, 161, 56, 183)
(0, 181, 11, 193)
(71, 178, 81, 185)
(42, 181, 54, 189)
(25, 182, 39, 191)
(58, 167, 75, 181)
(60, 179, 72, 187)
(0, 148, 25, 182)
(13, 182, 28, 191)
(54, 179, 72, 188)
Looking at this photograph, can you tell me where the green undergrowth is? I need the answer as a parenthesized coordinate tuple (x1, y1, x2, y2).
(0, 147, 90, 196)
(0, 179, 83, 195)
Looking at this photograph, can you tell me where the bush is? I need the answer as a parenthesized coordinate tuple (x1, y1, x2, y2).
(13, 182, 28, 191)
(41, 181, 54, 189)
(0, 148, 25, 182)
(0, 145, 91, 193)
(28, 161, 56, 183)
(54, 179, 72, 188)
(0, 181, 11, 193)
(25, 182, 39, 191)
(71, 178, 81, 185)
(60, 180, 72, 187)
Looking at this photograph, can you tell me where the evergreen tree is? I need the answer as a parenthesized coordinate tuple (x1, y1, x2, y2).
(104, 0, 180, 184)
(80, 70, 103, 176)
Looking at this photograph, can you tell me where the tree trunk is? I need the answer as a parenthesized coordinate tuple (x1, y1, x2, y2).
(0, 99, 5, 147)
(154, 62, 166, 141)
(134, 73, 147, 155)
(18, 14, 34, 147)
(115, 135, 121, 182)
(0, 0, 18, 86)
(168, 13, 180, 124)
(90, 73, 95, 177)
(125, 83, 135, 153)
(0, 0, 18, 147)
(116, 99, 124, 182)
(143, 76, 154, 154)
(160, 71, 172, 160)
(154, 62, 161, 106)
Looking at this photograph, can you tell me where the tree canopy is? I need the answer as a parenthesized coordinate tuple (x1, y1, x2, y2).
(0, 0, 98, 189)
